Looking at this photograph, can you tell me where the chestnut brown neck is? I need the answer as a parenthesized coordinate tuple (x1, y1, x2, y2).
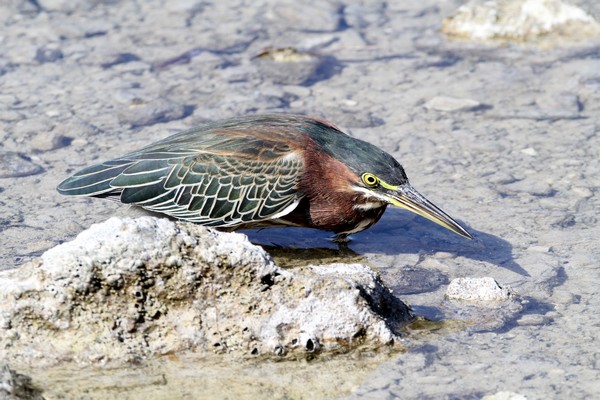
(281, 140, 387, 234)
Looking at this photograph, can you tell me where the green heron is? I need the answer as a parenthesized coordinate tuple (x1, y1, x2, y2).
(57, 114, 472, 241)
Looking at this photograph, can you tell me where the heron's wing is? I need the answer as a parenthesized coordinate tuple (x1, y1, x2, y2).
(120, 152, 303, 226)
(57, 133, 304, 227)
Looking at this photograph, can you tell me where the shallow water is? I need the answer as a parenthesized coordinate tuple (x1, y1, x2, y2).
(1, 0, 600, 398)
(20, 352, 396, 399)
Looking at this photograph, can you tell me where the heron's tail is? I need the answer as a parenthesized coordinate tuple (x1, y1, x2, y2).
(57, 160, 131, 197)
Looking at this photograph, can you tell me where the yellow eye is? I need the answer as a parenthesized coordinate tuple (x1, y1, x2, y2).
(361, 173, 379, 188)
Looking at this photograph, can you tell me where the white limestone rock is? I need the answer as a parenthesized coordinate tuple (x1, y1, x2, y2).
(445, 277, 514, 303)
(443, 277, 523, 331)
(0, 217, 412, 366)
(442, 0, 600, 44)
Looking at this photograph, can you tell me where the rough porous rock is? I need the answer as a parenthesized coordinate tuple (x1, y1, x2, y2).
(0, 363, 43, 400)
(0, 217, 412, 366)
(445, 277, 514, 303)
(443, 277, 523, 331)
(442, 0, 600, 44)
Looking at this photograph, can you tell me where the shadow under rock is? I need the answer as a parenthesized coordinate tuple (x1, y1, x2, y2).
(244, 208, 528, 276)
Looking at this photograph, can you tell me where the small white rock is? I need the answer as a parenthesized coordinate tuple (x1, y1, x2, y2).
(572, 186, 593, 198)
(482, 391, 528, 400)
(446, 277, 514, 302)
(282, 85, 311, 97)
(520, 147, 538, 156)
(424, 96, 481, 112)
(526, 245, 551, 253)
(45, 109, 61, 117)
(516, 314, 550, 326)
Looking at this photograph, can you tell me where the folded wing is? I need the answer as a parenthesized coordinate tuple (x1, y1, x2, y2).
(57, 129, 304, 228)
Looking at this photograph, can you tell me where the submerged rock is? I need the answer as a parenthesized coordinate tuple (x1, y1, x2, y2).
(445, 277, 514, 303)
(424, 96, 482, 112)
(253, 47, 333, 86)
(443, 277, 523, 331)
(0, 152, 44, 178)
(117, 97, 191, 128)
(0, 217, 413, 366)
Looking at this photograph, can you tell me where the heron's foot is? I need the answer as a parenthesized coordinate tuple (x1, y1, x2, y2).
(331, 233, 351, 243)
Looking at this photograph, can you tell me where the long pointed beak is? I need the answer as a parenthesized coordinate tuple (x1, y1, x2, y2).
(386, 185, 473, 240)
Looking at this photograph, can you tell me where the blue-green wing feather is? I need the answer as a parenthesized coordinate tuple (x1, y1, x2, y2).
(57, 119, 306, 227)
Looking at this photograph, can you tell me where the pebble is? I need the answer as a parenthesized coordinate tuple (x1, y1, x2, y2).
(30, 132, 71, 152)
(544, 311, 561, 320)
(35, 46, 64, 63)
(520, 147, 538, 156)
(548, 368, 566, 378)
(70, 138, 89, 147)
(535, 93, 581, 117)
(489, 172, 518, 185)
(0, 152, 44, 178)
(388, 265, 449, 295)
(13, 117, 56, 137)
(516, 314, 551, 326)
(0, 110, 24, 123)
(551, 290, 578, 305)
(572, 186, 593, 198)
(526, 245, 552, 253)
(482, 391, 528, 400)
(419, 257, 450, 272)
(270, 2, 339, 32)
(52, 120, 97, 142)
(5, 43, 38, 64)
(282, 85, 311, 97)
(37, 0, 87, 13)
(502, 178, 554, 197)
(424, 96, 482, 112)
(254, 51, 322, 86)
(446, 277, 514, 302)
(24, 240, 57, 255)
(45, 110, 61, 118)
(117, 98, 191, 128)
